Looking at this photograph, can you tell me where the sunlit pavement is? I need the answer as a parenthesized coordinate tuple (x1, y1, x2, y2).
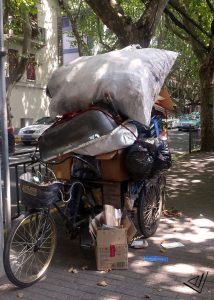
(0, 152, 213, 299)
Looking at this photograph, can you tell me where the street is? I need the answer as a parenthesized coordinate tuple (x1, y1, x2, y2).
(168, 128, 200, 154)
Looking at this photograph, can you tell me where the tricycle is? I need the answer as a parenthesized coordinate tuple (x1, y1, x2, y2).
(3, 152, 166, 288)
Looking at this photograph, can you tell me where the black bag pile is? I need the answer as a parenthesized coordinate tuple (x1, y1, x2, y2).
(124, 116, 172, 180)
(125, 143, 154, 180)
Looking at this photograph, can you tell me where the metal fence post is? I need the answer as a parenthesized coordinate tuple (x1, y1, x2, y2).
(0, 0, 11, 233)
(0, 157, 5, 277)
(189, 127, 192, 153)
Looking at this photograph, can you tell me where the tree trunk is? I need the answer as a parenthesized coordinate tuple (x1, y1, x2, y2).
(199, 61, 214, 151)
(85, 0, 169, 47)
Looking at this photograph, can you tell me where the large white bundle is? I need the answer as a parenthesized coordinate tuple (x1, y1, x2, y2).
(48, 45, 178, 125)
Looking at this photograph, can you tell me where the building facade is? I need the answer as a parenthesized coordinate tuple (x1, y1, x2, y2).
(61, 16, 79, 65)
(5, 0, 61, 129)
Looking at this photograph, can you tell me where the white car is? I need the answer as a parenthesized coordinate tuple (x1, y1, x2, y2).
(163, 118, 180, 129)
(18, 117, 56, 145)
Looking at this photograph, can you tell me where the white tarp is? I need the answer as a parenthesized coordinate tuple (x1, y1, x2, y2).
(71, 122, 137, 156)
(48, 45, 178, 125)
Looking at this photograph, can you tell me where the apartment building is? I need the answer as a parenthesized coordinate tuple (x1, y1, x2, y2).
(5, 0, 62, 129)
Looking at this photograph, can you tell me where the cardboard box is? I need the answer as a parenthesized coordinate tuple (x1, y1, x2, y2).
(122, 215, 137, 243)
(96, 150, 129, 181)
(48, 153, 73, 180)
(96, 227, 128, 270)
(89, 208, 136, 243)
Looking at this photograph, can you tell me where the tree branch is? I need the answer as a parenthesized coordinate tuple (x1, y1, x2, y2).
(60, 0, 86, 56)
(169, 0, 211, 38)
(96, 17, 115, 51)
(7, 11, 32, 86)
(206, 0, 214, 13)
(165, 15, 189, 41)
(164, 8, 208, 52)
(136, 0, 169, 47)
(85, 0, 135, 47)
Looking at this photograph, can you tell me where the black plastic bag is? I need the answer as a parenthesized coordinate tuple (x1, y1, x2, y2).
(153, 138, 172, 171)
(125, 143, 154, 180)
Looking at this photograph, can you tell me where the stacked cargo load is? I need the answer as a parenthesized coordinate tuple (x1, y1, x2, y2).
(39, 45, 177, 182)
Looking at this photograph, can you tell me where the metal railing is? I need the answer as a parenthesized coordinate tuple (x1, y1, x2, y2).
(189, 129, 201, 153)
(9, 155, 43, 218)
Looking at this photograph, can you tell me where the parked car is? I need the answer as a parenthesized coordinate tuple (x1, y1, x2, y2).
(0, 126, 15, 155)
(177, 115, 200, 131)
(18, 117, 57, 145)
(163, 118, 180, 129)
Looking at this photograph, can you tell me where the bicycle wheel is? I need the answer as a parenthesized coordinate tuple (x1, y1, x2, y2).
(137, 178, 163, 238)
(4, 210, 56, 288)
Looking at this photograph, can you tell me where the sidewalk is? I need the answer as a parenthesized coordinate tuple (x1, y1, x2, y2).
(0, 152, 214, 300)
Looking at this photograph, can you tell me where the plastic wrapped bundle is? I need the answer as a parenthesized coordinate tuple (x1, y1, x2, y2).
(47, 45, 178, 126)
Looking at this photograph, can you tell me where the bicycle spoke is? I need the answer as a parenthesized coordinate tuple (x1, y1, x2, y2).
(5, 211, 56, 286)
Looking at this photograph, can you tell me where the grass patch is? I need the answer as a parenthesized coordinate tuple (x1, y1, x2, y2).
(171, 152, 189, 164)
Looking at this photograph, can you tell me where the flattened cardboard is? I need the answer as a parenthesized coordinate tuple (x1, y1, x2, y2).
(122, 215, 137, 243)
(97, 150, 129, 181)
(48, 153, 72, 180)
(104, 204, 117, 227)
(96, 150, 117, 160)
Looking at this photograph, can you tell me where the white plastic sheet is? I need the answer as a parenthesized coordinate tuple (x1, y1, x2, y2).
(71, 122, 137, 156)
(48, 45, 178, 125)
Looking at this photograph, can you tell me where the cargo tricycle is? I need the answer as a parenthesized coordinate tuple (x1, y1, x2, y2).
(3, 107, 168, 288)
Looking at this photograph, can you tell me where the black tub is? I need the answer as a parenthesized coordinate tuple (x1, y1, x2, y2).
(39, 109, 117, 162)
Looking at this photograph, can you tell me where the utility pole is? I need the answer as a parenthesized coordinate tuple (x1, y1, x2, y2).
(0, 0, 11, 233)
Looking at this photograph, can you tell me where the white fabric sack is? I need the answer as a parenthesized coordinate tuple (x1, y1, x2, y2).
(48, 45, 178, 125)
(71, 122, 137, 156)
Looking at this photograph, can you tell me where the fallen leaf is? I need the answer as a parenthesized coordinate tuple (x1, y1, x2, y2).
(17, 292, 24, 298)
(144, 295, 151, 299)
(158, 289, 162, 292)
(97, 280, 108, 287)
(163, 208, 183, 218)
(68, 267, 78, 273)
(81, 266, 88, 270)
(160, 248, 167, 253)
(104, 268, 112, 273)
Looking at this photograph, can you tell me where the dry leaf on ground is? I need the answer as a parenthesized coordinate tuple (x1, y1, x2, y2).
(104, 268, 112, 273)
(17, 292, 24, 298)
(68, 267, 78, 273)
(97, 280, 108, 287)
(160, 248, 167, 253)
(163, 208, 183, 218)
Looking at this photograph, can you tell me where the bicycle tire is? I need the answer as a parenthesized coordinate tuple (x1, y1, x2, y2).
(4, 210, 56, 288)
(137, 177, 163, 238)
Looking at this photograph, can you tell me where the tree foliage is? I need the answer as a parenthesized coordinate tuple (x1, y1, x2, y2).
(165, 0, 214, 150)
(154, 17, 200, 112)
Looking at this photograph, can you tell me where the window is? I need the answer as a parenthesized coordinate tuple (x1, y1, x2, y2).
(31, 13, 39, 39)
(26, 54, 36, 81)
(8, 49, 18, 77)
